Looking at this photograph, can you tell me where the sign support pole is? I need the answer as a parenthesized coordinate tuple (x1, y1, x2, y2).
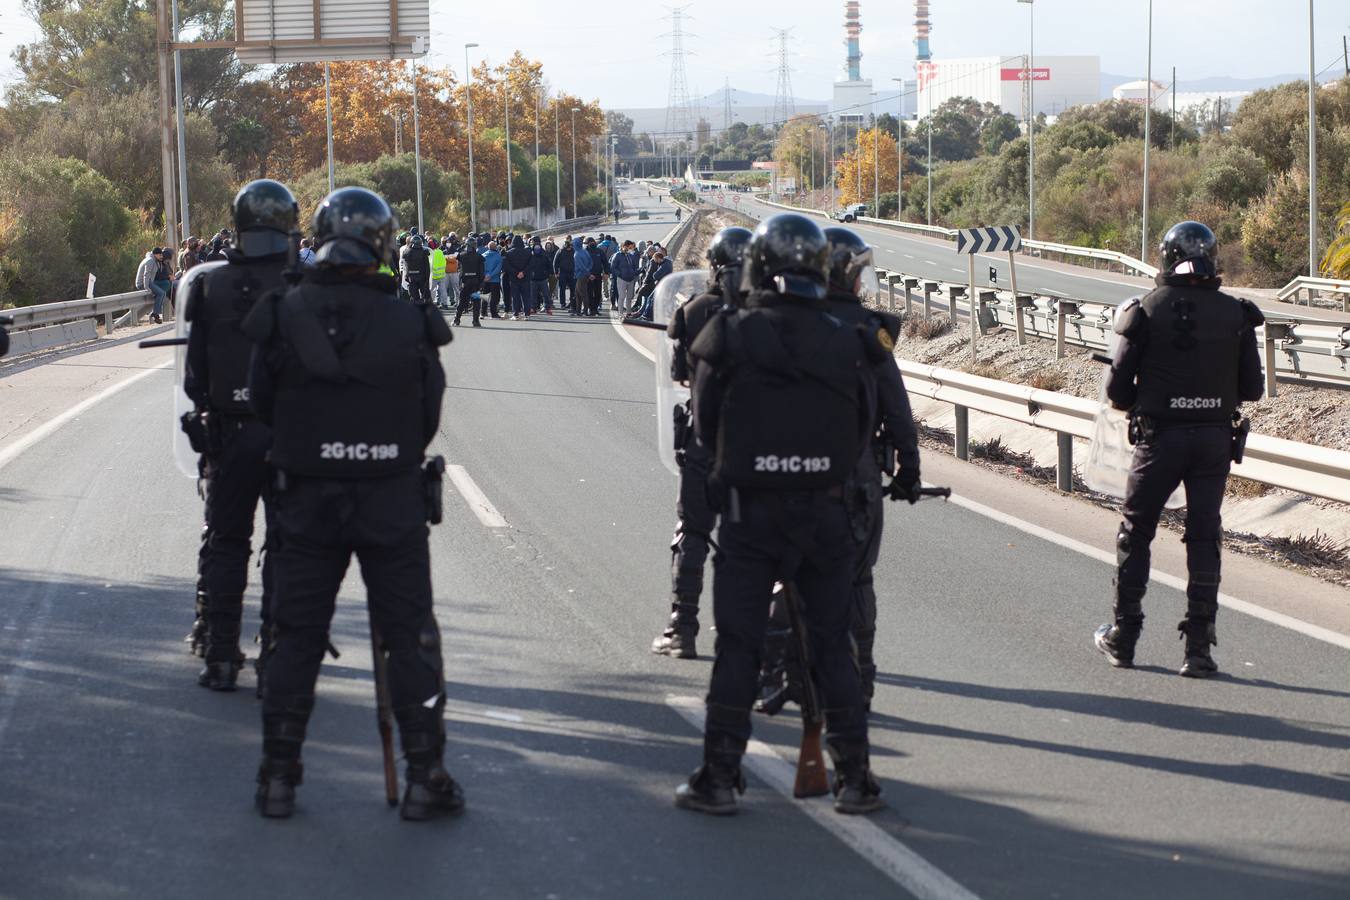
(968, 253, 978, 360)
(1009, 249, 1025, 345)
(155, 0, 180, 263)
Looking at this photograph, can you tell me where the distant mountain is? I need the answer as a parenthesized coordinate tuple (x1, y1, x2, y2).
(693, 88, 827, 108)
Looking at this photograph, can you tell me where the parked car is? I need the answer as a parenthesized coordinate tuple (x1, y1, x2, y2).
(833, 203, 868, 222)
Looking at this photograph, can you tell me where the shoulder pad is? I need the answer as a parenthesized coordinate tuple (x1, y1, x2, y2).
(239, 289, 280, 342)
(872, 310, 901, 346)
(424, 303, 453, 347)
(1239, 298, 1265, 328)
(1113, 297, 1146, 339)
(858, 321, 892, 365)
(688, 310, 729, 365)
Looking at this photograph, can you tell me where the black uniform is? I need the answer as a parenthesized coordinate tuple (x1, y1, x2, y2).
(245, 267, 454, 808)
(651, 285, 726, 658)
(183, 250, 287, 687)
(403, 242, 431, 306)
(1100, 273, 1264, 672)
(685, 287, 886, 805)
(455, 245, 485, 327)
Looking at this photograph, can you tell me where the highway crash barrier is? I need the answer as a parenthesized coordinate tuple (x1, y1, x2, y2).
(873, 265, 1350, 398)
(898, 359, 1350, 506)
(1278, 276, 1350, 313)
(3, 290, 156, 356)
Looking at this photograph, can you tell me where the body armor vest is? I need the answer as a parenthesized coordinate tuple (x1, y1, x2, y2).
(200, 257, 287, 414)
(1132, 285, 1246, 423)
(712, 304, 868, 489)
(269, 282, 428, 478)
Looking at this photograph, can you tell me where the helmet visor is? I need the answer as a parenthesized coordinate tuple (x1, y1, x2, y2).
(854, 264, 881, 305)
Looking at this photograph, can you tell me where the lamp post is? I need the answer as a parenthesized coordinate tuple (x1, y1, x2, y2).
(570, 107, 581, 218)
(534, 89, 542, 229)
(324, 63, 335, 192)
(554, 98, 562, 213)
(464, 43, 479, 232)
(411, 61, 424, 233)
(1017, 0, 1035, 238)
(1308, 0, 1319, 276)
(892, 78, 905, 220)
(1141, 0, 1153, 263)
(504, 79, 512, 228)
(872, 96, 879, 216)
(171, 0, 189, 239)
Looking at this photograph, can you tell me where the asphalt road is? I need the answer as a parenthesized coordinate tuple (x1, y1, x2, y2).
(2, 184, 1348, 900)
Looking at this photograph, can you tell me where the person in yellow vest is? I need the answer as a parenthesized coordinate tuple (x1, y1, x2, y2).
(429, 237, 450, 310)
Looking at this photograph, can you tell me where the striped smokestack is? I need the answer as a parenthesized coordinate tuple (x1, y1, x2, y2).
(914, 0, 932, 63)
(844, 1, 862, 81)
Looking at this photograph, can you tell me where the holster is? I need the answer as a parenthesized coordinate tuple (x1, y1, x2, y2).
(1127, 413, 1156, 446)
(672, 401, 692, 469)
(180, 408, 211, 454)
(846, 478, 879, 544)
(1231, 414, 1250, 464)
(423, 456, 446, 525)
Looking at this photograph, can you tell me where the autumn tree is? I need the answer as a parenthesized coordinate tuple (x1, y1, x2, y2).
(836, 128, 900, 206)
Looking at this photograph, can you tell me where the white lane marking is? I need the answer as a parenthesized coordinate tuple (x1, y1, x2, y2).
(484, 710, 524, 723)
(923, 259, 938, 266)
(666, 696, 983, 900)
(0, 361, 172, 472)
(445, 464, 509, 528)
(943, 490, 1350, 652)
(609, 313, 657, 362)
(608, 320, 1349, 650)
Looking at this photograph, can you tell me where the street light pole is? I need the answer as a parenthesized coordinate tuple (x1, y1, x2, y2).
(570, 107, 580, 218)
(554, 98, 562, 213)
(872, 97, 879, 216)
(465, 43, 479, 233)
(927, 77, 934, 226)
(534, 90, 541, 229)
(1308, 0, 1319, 276)
(1142, 0, 1153, 263)
(892, 77, 905, 220)
(411, 62, 424, 233)
(170, 0, 189, 240)
(504, 80, 513, 228)
(324, 63, 335, 192)
(1018, 0, 1036, 238)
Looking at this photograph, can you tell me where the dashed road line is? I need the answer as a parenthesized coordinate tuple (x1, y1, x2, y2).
(445, 464, 509, 528)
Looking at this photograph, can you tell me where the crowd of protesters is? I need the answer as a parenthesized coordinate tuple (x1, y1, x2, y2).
(134, 223, 675, 330)
(393, 228, 673, 328)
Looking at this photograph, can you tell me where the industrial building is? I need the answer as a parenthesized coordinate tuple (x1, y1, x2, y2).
(917, 55, 1101, 118)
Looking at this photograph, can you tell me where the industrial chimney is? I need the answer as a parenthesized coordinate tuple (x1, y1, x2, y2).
(845, 2, 862, 81)
(914, 0, 931, 63)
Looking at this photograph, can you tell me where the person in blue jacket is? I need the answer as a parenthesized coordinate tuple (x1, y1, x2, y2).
(482, 240, 504, 318)
(570, 237, 592, 316)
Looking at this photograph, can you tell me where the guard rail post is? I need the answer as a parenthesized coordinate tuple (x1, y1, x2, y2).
(880, 269, 894, 312)
(1014, 294, 1034, 346)
(904, 277, 919, 317)
(1263, 322, 1292, 399)
(1055, 299, 1081, 360)
(923, 281, 938, 318)
(954, 405, 970, 461)
(1057, 433, 1074, 493)
(948, 285, 966, 322)
(103, 311, 116, 336)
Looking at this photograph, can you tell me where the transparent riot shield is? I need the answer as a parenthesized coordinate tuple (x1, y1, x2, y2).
(172, 261, 227, 478)
(1083, 333, 1184, 509)
(654, 269, 713, 476)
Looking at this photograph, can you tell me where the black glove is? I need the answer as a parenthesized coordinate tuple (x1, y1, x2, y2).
(889, 469, 922, 505)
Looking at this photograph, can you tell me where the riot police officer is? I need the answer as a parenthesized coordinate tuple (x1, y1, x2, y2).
(0, 315, 9, 357)
(675, 214, 888, 816)
(757, 227, 921, 712)
(184, 179, 297, 692)
(243, 187, 461, 820)
(650, 226, 752, 660)
(1095, 221, 1265, 677)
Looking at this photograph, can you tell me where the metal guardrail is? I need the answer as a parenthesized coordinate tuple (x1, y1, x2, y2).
(3, 291, 156, 356)
(756, 196, 1159, 278)
(875, 267, 1350, 398)
(898, 358, 1350, 505)
(1278, 276, 1350, 312)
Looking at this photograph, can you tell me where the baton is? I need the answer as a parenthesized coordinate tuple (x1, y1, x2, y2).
(619, 316, 669, 331)
(1091, 353, 1113, 365)
(778, 583, 830, 799)
(369, 623, 400, 807)
(139, 337, 189, 349)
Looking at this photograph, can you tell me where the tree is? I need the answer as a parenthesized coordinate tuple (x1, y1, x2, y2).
(836, 128, 900, 206)
(1322, 201, 1350, 278)
(606, 111, 637, 156)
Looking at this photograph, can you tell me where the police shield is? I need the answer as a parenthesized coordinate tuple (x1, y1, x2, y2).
(1083, 335, 1184, 509)
(654, 269, 714, 476)
(171, 261, 227, 478)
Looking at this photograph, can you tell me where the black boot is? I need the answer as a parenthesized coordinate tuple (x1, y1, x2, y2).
(827, 740, 884, 815)
(401, 762, 467, 821)
(651, 596, 699, 659)
(675, 734, 745, 816)
(1094, 617, 1143, 668)
(198, 659, 242, 691)
(255, 758, 302, 818)
(1178, 619, 1218, 678)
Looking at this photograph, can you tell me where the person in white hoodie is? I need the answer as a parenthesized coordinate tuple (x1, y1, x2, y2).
(135, 248, 167, 324)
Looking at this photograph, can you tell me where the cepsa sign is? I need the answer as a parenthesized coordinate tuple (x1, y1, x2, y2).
(1001, 68, 1051, 81)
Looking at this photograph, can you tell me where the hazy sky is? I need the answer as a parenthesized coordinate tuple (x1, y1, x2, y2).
(2, 1, 1346, 107)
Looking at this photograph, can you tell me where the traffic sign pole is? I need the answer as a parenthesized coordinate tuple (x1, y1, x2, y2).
(1009, 249, 1025, 345)
(968, 252, 977, 359)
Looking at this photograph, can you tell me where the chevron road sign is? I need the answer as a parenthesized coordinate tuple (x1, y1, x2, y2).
(956, 226, 1022, 254)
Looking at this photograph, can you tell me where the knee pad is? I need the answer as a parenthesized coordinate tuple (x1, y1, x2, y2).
(1115, 527, 1132, 565)
(417, 615, 445, 679)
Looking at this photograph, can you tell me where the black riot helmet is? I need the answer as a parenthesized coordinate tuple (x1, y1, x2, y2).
(231, 179, 299, 257)
(823, 226, 880, 303)
(312, 187, 397, 269)
(1159, 221, 1218, 279)
(707, 226, 752, 274)
(742, 213, 830, 298)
